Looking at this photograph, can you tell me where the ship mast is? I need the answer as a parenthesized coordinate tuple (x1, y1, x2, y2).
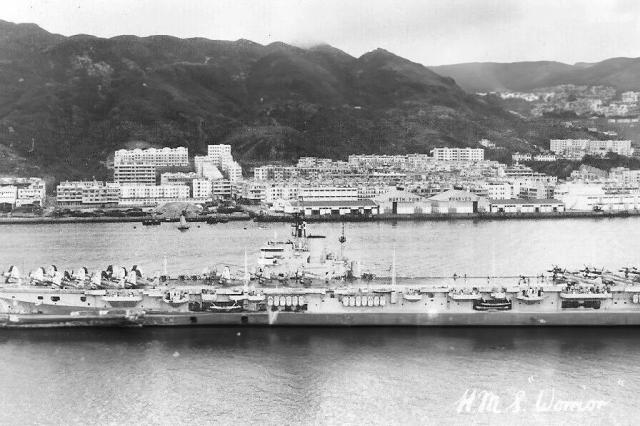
(339, 222, 346, 259)
(391, 247, 396, 286)
(243, 248, 249, 292)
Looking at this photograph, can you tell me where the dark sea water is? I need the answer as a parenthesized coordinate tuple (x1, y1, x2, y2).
(1, 218, 640, 425)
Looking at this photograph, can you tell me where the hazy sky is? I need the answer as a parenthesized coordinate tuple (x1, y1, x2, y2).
(2, 0, 640, 65)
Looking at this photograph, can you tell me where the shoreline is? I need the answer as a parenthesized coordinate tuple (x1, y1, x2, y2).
(0, 210, 639, 224)
(255, 210, 640, 222)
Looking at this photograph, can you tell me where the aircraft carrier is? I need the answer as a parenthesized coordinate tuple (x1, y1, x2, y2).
(2, 219, 640, 328)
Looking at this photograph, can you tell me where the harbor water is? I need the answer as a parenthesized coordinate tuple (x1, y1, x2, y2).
(1, 218, 640, 424)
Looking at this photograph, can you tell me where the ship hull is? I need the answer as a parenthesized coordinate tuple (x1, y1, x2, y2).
(5, 311, 640, 328)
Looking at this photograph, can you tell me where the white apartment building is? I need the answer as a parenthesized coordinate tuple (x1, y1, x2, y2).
(0, 177, 46, 207)
(240, 181, 267, 202)
(160, 172, 198, 186)
(254, 165, 298, 181)
(227, 161, 243, 182)
(348, 155, 408, 169)
(298, 187, 358, 201)
(192, 179, 212, 200)
(549, 139, 633, 159)
(609, 167, 640, 185)
(512, 153, 532, 162)
(211, 180, 232, 197)
(555, 182, 640, 211)
(207, 144, 232, 168)
(0, 185, 17, 206)
(265, 185, 299, 204)
(430, 147, 485, 162)
(533, 154, 557, 162)
(486, 182, 519, 200)
(56, 181, 121, 207)
(119, 184, 189, 206)
(113, 163, 156, 185)
(114, 147, 189, 167)
(194, 156, 223, 180)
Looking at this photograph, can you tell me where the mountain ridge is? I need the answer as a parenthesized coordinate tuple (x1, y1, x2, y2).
(0, 20, 549, 182)
(431, 57, 640, 92)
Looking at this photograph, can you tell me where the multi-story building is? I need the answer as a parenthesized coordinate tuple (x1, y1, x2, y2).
(570, 165, 608, 182)
(192, 179, 212, 200)
(555, 182, 640, 211)
(119, 184, 190, 206)
(114, 147, 189, 167)
(194, 156, 223, 180)
(0, 177, 46, 207)
(533, 153, 557, 162)
(485, 182, 517, 200)
(226, 161, 243, 182)
(56, 181, 120, 207)
(549, 139, 633, 159)
(0, 185, 17, 207)
(254, 165, 298, 181)
(160, 172, 198, 186)
(207, 144, 232, 167)
(609, 167, 640, 186)
(512, 153, 532, 162)
(211, 180, 232, 198)
(430, 147, 485, 162)
(265, 185, 299, 204)
(113, 163, 156, 185)
(239, 181, 267, 202)
(298, 187, 358, 201)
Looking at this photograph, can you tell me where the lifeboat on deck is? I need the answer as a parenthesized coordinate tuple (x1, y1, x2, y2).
(449, 291, 482, 301)
(473, 297, 512, 311)
(403, 291, 422, 302)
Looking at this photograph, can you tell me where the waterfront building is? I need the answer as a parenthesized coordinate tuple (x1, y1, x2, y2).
(239, 181, 267, 202)
(265, 185, 299, 204)
(211, 180, 232, 198)
(114, 147, 189, 167)
(113, 163, 156, 185)
(298, 187, 358, 202)
(374, 187, 432, 215)
(549, 139, 633, 159)
(0, 177, 46, 207)
(554, 182, 640, 211)
(430, 147, 484, 162)
(485, 182, 519, 200)
(56, 181, 120, 207)
(0, 185, 17, 208)
(192, 179, 212, 200)
(118, 184, 190, 206)
(428, 189, 482, 214)
(488, 199, 565, 214)
(297, 199, 379, 216)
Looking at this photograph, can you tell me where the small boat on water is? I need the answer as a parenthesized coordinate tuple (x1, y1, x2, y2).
(177, 214, 190, 231)
(142, 218, 161, 226)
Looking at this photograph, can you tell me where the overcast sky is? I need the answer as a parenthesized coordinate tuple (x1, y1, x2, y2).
(2, 0, 640, 66)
